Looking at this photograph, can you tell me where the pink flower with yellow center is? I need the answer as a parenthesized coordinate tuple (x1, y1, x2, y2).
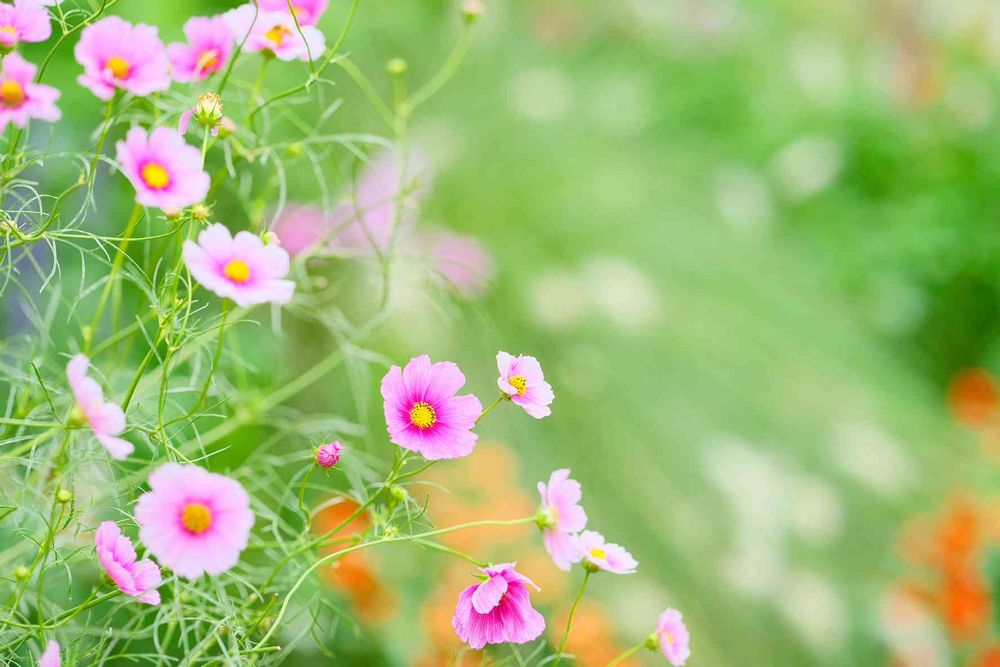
(258, 0, 330, 26)
(94, 521, 162, 605)
(0, 53, 60, 132)
(182, 223, 295, 307)
(451, 562, 545, 650)
(537, 469, 587, 571)
(0, 0, 51, 51)
(66, 354, 133, 461)
(167, 16, 234, 83)
(37, 641, 60, 667)
(223, 4, 325, 62)
(655, 608, 691, 666)
(75, 16, 170, 100)
(381, 355, 483, 460)
(134, 463, 254, 580)
(115, 127, 210, 210)
(497, 351, 554, 418)
(577, 530, 638, 574)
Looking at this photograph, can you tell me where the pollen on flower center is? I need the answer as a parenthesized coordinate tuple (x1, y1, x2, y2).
(0, 80, 24, 108)
(265, 25, 292, 46)
(181, 502, 213, 534)
(409, 401, 437, 429)
(106, 56, 130, 79)
(664, 631, 675, 647)
(590, 547, 607, 560)
(0, 26, 15, 41)
(195, 49, 219, 73)
(223, 259, 251, 284)
(141, 163, 171, 190)
(508, 375, 528, 396)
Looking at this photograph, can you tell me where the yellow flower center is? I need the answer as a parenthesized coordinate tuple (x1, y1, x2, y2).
(141, 163, 170, 190)
(664, 631, 675, 648)
(409, 401, 437, 429)
(223, 259, 251, 284)
(195, 49, 219, 73)
(106, 56, 130, 79)
(508, 375, 528, 396)
(589, 547, 606, 560)
(0, 80, 23, 108)
(0, 26, 16, 41)
(181, 502, 212, 534)
(264, 25, 292, 47)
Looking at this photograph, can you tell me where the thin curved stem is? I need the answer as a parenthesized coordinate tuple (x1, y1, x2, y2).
(554, 571, 591, 667)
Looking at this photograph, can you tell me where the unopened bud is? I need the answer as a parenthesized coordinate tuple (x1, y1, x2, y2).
(287, 142, 303, 157)
(462, 0, 485, 22)
(14, 565, 30, 580)
(191, 204, 211, 221)
(387, 58, 408, 76)
(56, 488, 73, 504)
(195, 92, 224, 128)
(314, 441, 343, 469)
(217, 116, 236, 139)
(264, 231, 281, 246)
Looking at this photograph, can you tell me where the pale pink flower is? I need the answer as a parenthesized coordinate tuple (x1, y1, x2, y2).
(270, 204, 327, 257)
(115, 127, 210, 210)
(497, 352, 554, 418)
(167, 16, 233, 83)
(66, 354, 132, 460)
(0, 0, 51, 50)
(381, 355, 483, 460)
(75, 17, 170, 100)
(315, 441, 342, 468)
(94, 521, 161, 605)
(577, 530, 638, 574)
(182, 223, 295, 307)
(0, 53, 60, 131)
(537, 469, 587, 571)
(37, 641, 59, 667)
(655, 608, 691, 666)
(257, 0, 329, 26)
(134, 464, 254, 580)
(224, 5, 325, 62)
(452, 562, 545, 650)
(420, 229, 494, 297)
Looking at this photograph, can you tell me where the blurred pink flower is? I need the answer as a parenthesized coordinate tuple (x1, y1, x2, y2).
(66, 354, 132, 460)
(381, 355, 483, 460)
(497, 352, 554, 418)
(258, 0, 329, 26)
(315, 441, 343, 468)
(452, 562, 545, 649)
(75, 17, 170, 100)
(37, 641, 59, 667)
(94, 521, 161, 605)
(135, 463, 254, 580)
(577, 530, 637, 574)
(224, 5, 325, 62)
(420, 229, 494, 297)
(271, 204, 327, 257)
(182, 223, 295, 307)
(537, 469, 587, 571)
(0, 53, 60, 131)
(116, 127, 210, 210)
(655, 608, 691, 666)
(167, 16, 234, 83)
(0, 0, 51, 50)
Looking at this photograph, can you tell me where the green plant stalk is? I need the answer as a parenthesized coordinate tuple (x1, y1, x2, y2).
(554, 571, 592, 667)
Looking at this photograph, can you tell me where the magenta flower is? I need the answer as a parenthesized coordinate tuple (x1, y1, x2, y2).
(75, 17, 170, 100)
(37, 641, 59, 667)
(66, 355, 132, 461)
(497, 352, 554, 419)
(115, 127, 210, 210)
(94, 521, 162, 605)
(182, 223, 295, 307)
(0, 0, 51, 50)
(315, 441, 342, 468)
(537, 469, 587, 571)
(452, 562, 545, 650)
(258, 0, 329, 26)
(655, 608, 691, 666)
(167, 16, 233, 83)
(224, 5, 325, 62)
(0, 53, 60, 132)
(135, 464, 254, 580)
(420, 230, 495, 297)
(381, 355, 483, 460)
(577, 530, 638, 574)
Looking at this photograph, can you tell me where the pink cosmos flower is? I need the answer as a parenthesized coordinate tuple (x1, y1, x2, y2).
(419, 230, 494, 297)
(75, 17, 170, 101)
(315, 441, 342, 468)
(257, 0, 329, 26)
(66, 354, 132, 460)
(452, 562, 545, 650)
(115, 127, 210, 210)
(0, 0, 51, 50)
(182, 223, 295, 307)
(134, 464, 254, 580)
(577, 530, 638, 574)
(270, 204, 327, 257)
(0, 53, 60, 132)
(381, 355, 483, 460)
(94, 521, 162, 605)
(497, 352, 554, 419)
(224, 5, 326, 62)
(37, 641, 59, 667)
(537, 469, 587, 571)
(655, 608, 691, 666)
(167, 16, 233, 83)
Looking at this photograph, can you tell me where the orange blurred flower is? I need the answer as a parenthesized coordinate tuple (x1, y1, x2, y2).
(547, 600, 638, 667)
(947, 369, 999, 428)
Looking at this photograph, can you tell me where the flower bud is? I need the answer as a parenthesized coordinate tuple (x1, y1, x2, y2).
(387, 58, 408, 76)
(56, 488, 73, 504)
(195, 92, 224, 128)
(191, 204, 211, 221)
(14, 565, 30, 581)
(462, 0, 485, 22)
(264, 231, 281, 246)
(217, 116, 236, 139)
(314, 441, 343, 468)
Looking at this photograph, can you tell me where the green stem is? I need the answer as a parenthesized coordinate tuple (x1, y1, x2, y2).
(554, 571, 591, 667)
(476, 394, 505, 425)
(84, 204, 143, 353)
(605, 643, 645, 667)
(297, 466, 316, 518)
